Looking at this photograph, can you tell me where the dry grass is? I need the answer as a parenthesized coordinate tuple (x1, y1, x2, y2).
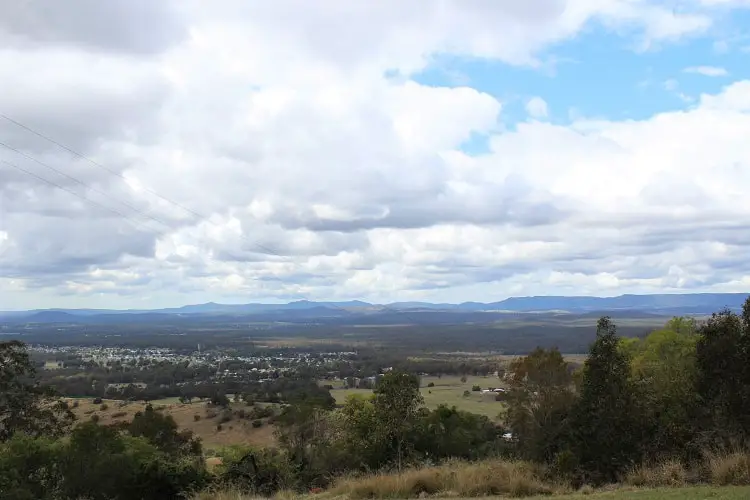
(625, 453, 750, 488)
(192, 488, 300, 500)
(329, 460, 557, 498)
(707, 452, 750, 486)
(625, 460, 688, 487)
(196, 452, 750, 499)
(67, 399, 277, 449)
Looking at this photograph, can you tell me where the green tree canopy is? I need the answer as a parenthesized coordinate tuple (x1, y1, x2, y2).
(0, 340, 74, 442)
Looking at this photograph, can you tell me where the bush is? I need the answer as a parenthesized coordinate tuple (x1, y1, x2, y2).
(463, 390, 471, 397)
(472, 385, 481, 392)
(205, 409, 218, 419)
(100, 403, 109, 411)
(252, 419, 263, 428)
(707, 452, 750, 485)
(92, 397, 103, 404)
(427, 382, 435, 388)
(219, 410, 233, 424)
(194, 414, 201, 422)
(90, 414, 100, 423)
(625, 460, 688, 487)
(460, 376, 468, 383)
(72, 400, 79, 408)
(216, 424, 223, 432)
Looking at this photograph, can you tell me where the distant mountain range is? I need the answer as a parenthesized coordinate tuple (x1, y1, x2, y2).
(1, 293, 748, 324)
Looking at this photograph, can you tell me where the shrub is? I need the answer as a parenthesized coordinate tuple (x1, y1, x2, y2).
(100, 403, 109, 411)
(707, 452, 750, 485)
(216, 424, 223, 432)
(194, 414, 201, 422)
(427, 382, 435, 388)
(625, 460, 688, 487)
(252, 419, 263, 428)
(93, 397, 103, 404)
(460, 376, 468, 383)
(206, 409, 218, 419)
(219, 410, 233, 424)
(72, 400, 79, 408)
(90, 414, 100, 423)
(463, 390, 471, 397)
(472, 385, 481, 392)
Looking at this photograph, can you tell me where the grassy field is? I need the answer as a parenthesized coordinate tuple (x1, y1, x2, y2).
(330, 375, 507, 419)
(524, 486, 750, 499)
(68, 399, 276, 449)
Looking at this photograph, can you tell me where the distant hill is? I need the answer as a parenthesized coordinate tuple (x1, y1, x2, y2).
(1, 293, 747, 324)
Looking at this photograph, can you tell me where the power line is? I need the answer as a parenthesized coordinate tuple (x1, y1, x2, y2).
(1, 113, 203, 219)
(0, 140, 174, 232)
(0, 115, 423, 323)
(0, 158, 165, 235)
(1, 115, 282, 257)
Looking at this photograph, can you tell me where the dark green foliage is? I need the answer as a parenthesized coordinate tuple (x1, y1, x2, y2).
(126, 404, 202, 456)
(218, 448, 291, 496)
(413, 405, 501, 460)
(373, 371, 424, 470)
(0, 341, 74, 442)
(694, 299, 750, 446)
(504, 347, 576, 464)
(569, 317, 645, 484)
(471, 385, 481, 391)
(0, 422, 208, 500)
(210, 392, 230, 407)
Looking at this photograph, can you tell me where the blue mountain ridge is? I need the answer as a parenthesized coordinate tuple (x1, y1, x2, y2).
(2, 293, 748, 322)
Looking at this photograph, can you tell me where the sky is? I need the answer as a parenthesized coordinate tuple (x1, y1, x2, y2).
(2, 0, 750, 310)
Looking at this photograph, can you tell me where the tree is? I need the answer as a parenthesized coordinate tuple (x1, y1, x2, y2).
(414, 405, 500, 461)
(0, 341, 74, 442)
(274, 403, 341, 488)
(695, 299, 750, 445)
(569, 317, 644, 484)
(372, 371, 424, 471)
(504, 347, 576, 463)
(127, 404, 202, 456)
(626, 317, 699, 458)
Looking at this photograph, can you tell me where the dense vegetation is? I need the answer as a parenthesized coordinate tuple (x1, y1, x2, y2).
(3, 298, 750, 498)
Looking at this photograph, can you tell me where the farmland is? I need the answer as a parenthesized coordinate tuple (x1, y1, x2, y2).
(330, 375, 507, 418)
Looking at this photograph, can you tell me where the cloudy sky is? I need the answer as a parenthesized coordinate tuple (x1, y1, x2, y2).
(2, 0, 750, 310)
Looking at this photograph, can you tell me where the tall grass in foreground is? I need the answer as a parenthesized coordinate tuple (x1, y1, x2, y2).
(329, 459, 560, 498)
(195, 451, 750, 499)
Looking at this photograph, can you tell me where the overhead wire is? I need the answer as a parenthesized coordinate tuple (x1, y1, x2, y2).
(0, 114, 424, 324)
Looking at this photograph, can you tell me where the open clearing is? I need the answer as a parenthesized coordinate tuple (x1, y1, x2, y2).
(330, 375, 507, 419)
(68, 399, 276, 449)
(523, 486, 750, 499)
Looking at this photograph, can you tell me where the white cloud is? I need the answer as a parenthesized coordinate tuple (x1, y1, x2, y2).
(2, 1, 750, 309)
(525, 97, 550, 119)
(684, 65, 729, 76)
